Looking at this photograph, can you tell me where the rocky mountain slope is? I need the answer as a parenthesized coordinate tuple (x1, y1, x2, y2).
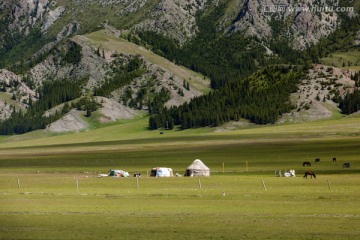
(278, 64, 356, 123)
(1, 0, 356, 63)
(0, 28, 209, 132)
(222, 0, 343, 49)
(0, 0, 359, 133)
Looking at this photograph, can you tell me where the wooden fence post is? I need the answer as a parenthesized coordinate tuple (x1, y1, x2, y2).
(261, 179, 267, 191)
(327, 180, 331, 190)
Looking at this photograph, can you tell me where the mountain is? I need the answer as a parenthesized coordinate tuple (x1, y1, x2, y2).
(0, 0, 359, 134)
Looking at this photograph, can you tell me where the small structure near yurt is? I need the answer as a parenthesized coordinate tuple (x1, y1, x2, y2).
(184, 159, 210, 177)
(150, 167, 173, 177)
(98, 169, 130, 178)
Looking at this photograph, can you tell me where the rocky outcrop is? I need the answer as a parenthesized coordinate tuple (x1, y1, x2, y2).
(94, 96, 138, 123)
(47, 109, 89, 133)
(42, 6, 65, 32)
(0, 69, 36, 105)
(226, 0, 339, 49)
(132, 0, 208, 45)
(278, 64, 355, 123)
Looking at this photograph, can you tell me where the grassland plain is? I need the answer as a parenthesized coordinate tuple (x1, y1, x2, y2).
(1, 116, 360, 239)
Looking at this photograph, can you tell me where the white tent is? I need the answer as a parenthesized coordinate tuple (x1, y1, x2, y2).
(150, 167, 173, 177)
(97, 169, 129, 178)
(185, 159, 210, 177)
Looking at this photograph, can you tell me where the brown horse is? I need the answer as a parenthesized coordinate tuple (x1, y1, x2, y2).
(303, 161, 311, 167)
(303, 171, 316, 179)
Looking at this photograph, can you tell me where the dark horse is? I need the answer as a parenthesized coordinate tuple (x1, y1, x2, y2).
(303, 161, 311, 167)
(303, 171, 316, 179)
(315, 158, 320, 163)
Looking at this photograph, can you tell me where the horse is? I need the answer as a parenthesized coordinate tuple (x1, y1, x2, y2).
(303, 161, 311, 167)
(315, 158, 320, 163)
(343, 163, 351, 168)
(333, 157, 337, 162)
(133, 172, 141, 177)
(303, 171, 316, 179)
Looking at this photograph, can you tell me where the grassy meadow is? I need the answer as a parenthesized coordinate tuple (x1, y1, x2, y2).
(1, 115, 360, 239)
(320, 50, 360, 71)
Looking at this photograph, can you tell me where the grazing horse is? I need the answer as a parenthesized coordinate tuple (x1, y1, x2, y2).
(303, 171, 316, 179)
(343, 163, 351, 168)
(303, 161, 311, 167)
(315, 158, 320, 163)
(333, 157, 337, 162)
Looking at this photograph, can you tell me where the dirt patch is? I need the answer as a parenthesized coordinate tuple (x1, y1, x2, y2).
(215, 120, 254, 132)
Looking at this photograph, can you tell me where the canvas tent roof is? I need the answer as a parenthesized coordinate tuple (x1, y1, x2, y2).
(150, 167, 173, 177)
(185, 159, 210, 177)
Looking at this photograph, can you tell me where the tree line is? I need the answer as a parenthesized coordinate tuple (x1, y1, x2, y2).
(0, 79, 85, 134)
(339, 71, 360, 114)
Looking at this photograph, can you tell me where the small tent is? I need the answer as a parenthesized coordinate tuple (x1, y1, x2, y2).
(150, 167, 173, 177)
(185, 159, 210, 177)
(108, 169, 129, 177)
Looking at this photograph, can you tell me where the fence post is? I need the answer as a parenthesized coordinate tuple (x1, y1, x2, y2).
(261, 179, 267, 191)
(136, 177, 139, 189)
(327, 180, 331, 190)
(198, 179, 202, 189)
(17, 178, 20, 189)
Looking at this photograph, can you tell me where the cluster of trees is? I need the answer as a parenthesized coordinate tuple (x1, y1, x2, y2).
(339, 90, 360, 115)
(62, 42, 82, 65)
(339, 71, 360, 114)
(94, 56, 144, 97)
(0, 79, 85, 134)
(73, 97, 100, 117)
(351, 71, 360, 87)
(148, 87, 171, 129)
(149, 66, 305, 129)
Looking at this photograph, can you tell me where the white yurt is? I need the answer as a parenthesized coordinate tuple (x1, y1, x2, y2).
(150, 167, 173, 177)
(185, 159, 210, 177)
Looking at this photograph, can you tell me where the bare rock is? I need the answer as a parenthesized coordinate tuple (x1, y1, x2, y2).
(94, 96, 138, 123)
(47, 109, 89, 133)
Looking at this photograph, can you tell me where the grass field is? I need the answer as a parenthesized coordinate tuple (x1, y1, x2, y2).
(1, 116, 360, 239)
(320, 50, 360, 70)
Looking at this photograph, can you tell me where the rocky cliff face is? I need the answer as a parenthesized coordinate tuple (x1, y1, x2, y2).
(132, 0, 208, 44)
(223, 0, 340, 49)
(0, 0, 351, 55)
